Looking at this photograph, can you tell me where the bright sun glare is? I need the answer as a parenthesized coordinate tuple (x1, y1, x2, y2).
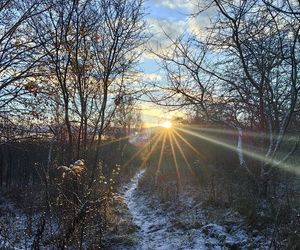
(161, 121, 172, 128)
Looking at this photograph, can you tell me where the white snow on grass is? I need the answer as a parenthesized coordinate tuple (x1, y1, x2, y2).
(0, 196, 58, 250)
(118, 169, 271, 250)
(122, 169, 207, 249)
(0, 197, 34, 249)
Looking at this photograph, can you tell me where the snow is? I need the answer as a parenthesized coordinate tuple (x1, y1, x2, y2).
(74, 159, 85, 166)
(1, 169, 272, 249)
(120, 170, 207, 249)
(0, 196, 58, 250)
(0, 197, 34, 249)
(116, 169, 271, 250)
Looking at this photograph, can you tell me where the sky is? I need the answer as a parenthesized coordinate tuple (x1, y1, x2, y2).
(137, 0, 214, 126)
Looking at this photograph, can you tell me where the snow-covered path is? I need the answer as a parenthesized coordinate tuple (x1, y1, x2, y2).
(119, 169, 270, 250)
(122, 169, 208, 250)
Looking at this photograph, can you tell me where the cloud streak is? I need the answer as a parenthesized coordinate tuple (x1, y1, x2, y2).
(151, 0, 200, 12)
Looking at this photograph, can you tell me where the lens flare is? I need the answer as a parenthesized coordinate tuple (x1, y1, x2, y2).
(161, 121, 172, 128)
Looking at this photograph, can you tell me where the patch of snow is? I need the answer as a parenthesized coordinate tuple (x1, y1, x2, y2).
(0, 197, 34, 249)
(120, 169, 208, 250)
(116, 169, 271, 250)
(0, 196, 58, 249)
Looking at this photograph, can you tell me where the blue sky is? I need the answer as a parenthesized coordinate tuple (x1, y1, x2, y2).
(140, 1, 189, 75)
(145, 0, 188, 21)
(138, 0, 212, 125)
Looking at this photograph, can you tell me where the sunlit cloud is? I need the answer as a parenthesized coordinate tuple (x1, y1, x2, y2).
(187, 16, 212, 39)
(139, 103, 184, 126)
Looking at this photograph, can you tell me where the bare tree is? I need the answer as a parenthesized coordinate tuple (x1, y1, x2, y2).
(0, 0, 47, 142)
(212, 0, 300, 191)
(151, 0, 300, 194)
(28, 0, 146, 163)
(19, 0, 147, 247)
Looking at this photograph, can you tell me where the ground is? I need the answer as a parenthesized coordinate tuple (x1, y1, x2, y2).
(106, 169, 271, 250)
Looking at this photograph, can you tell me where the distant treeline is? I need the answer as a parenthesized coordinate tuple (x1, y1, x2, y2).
(0, 136, 140, 189)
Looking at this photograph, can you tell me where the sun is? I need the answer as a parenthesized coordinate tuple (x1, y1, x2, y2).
(161, 121, 172, 129)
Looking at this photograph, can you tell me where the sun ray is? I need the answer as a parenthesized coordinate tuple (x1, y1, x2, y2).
(182, 124, 298, 143)
(99, 134, 132, 147)
(169, 131, 181, 193)
(173, 129, 203, 158)
(171, 132, 194, 175)
(140, 132, 164, 169)
(121, 141, 149, 169)
(178, 127, 300, 175)
(155, 131, 167, 184)
(122, 132, 161, 168)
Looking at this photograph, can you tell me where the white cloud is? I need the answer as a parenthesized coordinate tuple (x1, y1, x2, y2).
(141, 1, 218, 68)
(147, 18, 186, 38)
(187, 16, 210, 40)
(140, 72, 162, 81)
(141, 18, 187, 60)
(151, 0, 200, 12)
(148, 0, 217, 37)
